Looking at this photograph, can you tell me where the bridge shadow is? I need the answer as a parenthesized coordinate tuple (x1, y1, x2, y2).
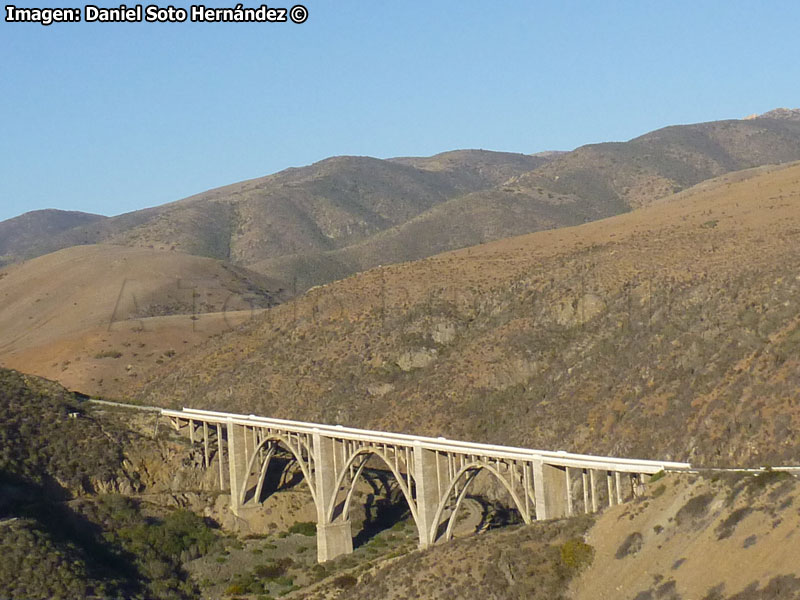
(433, 467, 526, 543)
(469, 495, 523, 533)
(243, 452, 306, 505)
(352, 469, 410, 549)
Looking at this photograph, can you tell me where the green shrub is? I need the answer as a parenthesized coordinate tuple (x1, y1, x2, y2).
(560, 538, 594, 570)
(288, 521, 316, 536)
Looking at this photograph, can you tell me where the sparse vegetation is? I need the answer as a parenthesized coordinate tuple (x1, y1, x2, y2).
(675, 493, 714, 526)
(652, 484, 667, 498)
(288, 521, 317, 536)
(561, 537, 595, 569)
(0, 368, 123, 491)
(615, 532, 643, 559)
(716, 507, 753, 540)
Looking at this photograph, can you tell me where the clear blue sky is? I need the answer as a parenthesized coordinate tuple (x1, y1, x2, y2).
(1, 1, 799, 222)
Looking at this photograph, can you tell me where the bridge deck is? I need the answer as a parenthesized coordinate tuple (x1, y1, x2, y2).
(162, 407, 691, 474)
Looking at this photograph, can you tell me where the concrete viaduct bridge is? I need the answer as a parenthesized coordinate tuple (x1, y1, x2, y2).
(162, 407, 690, 563)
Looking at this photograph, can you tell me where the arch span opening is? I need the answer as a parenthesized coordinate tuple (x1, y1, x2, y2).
(239, 434, 318, 510)
(430, 462, 532, 544)
(327, 449, 418, 549)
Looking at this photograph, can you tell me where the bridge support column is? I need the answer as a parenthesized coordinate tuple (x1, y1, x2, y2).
(582, 469, 590, 514)
(413, 443, 440, 548)
(313, 432, 353, 562)
(565, 467, 574, 516)
(203, 421, 210, 468)
(533, 461, 568, 520)
(217, 424, 225, 489)
(226, 422, 250, 516)
(317, 521, 353, 562)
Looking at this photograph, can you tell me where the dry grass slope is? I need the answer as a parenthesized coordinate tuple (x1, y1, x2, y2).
(0, 245, 285, 396)
(572, 473, 800, 600)
(137, 160, 800, 467)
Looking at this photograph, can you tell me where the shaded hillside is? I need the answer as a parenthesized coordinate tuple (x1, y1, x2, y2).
(251, 185, 603, 292)
(0, 368, 124, 496)
(0, 209, 106, 266)
(0, 367, 145, 599)
(0, 367, 225, 599)
(0, 245, 285, 396)
(137, 161, 800, 466)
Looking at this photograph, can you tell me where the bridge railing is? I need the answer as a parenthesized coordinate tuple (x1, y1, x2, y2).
(162, 407, 690, 474)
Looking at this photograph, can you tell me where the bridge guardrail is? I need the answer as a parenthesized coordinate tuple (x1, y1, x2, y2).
(163, 407, 691, 474)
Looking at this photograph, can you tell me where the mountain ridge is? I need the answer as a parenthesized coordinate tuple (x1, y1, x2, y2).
(4, 111, 800, 296)
(0, 209, 107, 266)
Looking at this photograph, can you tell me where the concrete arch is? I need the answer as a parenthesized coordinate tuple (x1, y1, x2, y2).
(251, 444, 277, 505)
(240, 434, 318, 508)
(430, 462, 533, 544)
(325, 448, 419, 529)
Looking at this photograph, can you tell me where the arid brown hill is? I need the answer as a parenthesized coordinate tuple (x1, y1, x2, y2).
(2, 151, 549, 271)
(0, 209, 106, 266)
(0, 245, 285, 396)
(137, 161, 800, 467)
(259, 110, 800, 290)
(4, 111, 800, 294)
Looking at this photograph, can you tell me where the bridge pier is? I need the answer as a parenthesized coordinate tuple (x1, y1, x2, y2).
(314, 432, 354, 562)
(413, 444, 440, 548)
(217, 423, 226, 489)
(317, 521, 353, 561)
(227, 421, 250, 516)
(203, 421, 209, 468)
(533, 460, 569, 519)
